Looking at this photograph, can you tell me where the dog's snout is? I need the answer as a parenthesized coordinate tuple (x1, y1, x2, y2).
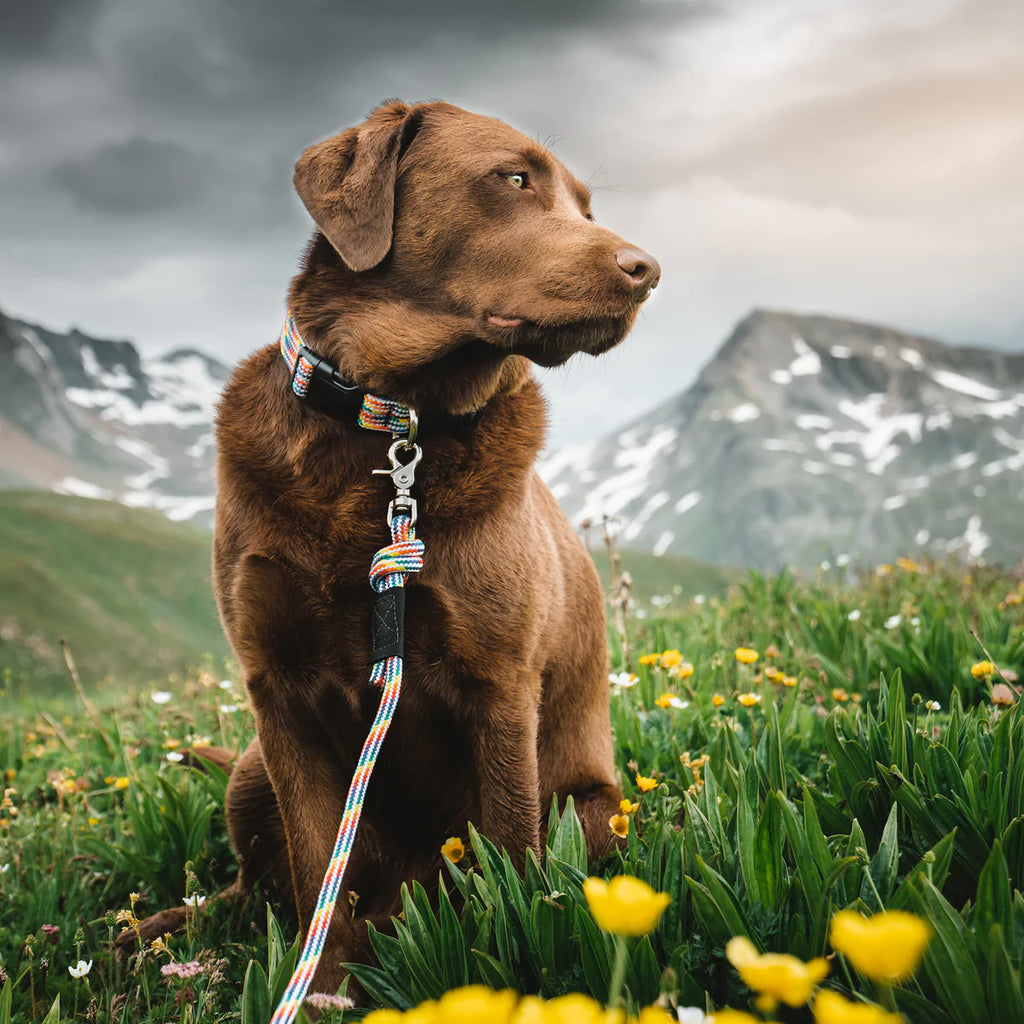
(615, 247, 661, 293)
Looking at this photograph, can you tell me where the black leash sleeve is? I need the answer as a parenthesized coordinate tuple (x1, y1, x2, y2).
(371, 587, 406, 664)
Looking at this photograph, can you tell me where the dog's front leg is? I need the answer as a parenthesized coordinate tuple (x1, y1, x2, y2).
(469, 692, 543, 869)
(255, 704, 362, 995)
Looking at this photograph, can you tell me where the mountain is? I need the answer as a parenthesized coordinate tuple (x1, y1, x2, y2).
(541, 309, 1024, 571)
(0, 309, 228, 524)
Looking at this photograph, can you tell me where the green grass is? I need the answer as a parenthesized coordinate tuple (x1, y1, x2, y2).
(590, 548, 737, 607)
(0, 492, 228, 694)
(1, 543, 1023, 1021)
(0, 490, 730, 696)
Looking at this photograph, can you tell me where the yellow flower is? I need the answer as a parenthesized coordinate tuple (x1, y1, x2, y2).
(782, 676, 797, 687)
(436, 985, 518, 1024)
(660, 649, 683, 669)
(1004, 592, 1022, 606)
(162, 738, 181, 749)
(896, 557, 919, 573)
(114, 777, 130, 790)
(620, 798, 639, 814)
(583, 875, 670, 937)
(832, 688, 849, 703)
(440, 837, 464, 864)
(631, 1008, 675, 1024)
(735, 648, 759, 665)
(712, 694, 726, 707)
(876, 564, 893, 577)
(609, 814, 630, 838)
(737, 692, 762, 708)
(539, 992, 624, 1024)
(655, 693, 673, 709)
(87, 816, 101, 826)
(971, 660, 995, 679)
(104, 776, 116, 785)
(813, 990, 902, 1024)
(639, 654, 660, 667)
(764, 667, 784, 683)
(726, 936, 829, 1009)
(829, 909, 931, 982)
(635, 774, 658, 793)
(713, 1013, 777, 1024)
(364, 1010, 406, 1023)
(669, 661, 695, 680)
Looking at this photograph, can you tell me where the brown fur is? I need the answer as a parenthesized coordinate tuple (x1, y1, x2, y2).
(129, 100, 659, 995)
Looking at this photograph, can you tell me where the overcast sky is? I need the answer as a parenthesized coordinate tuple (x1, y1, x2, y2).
(3, 0, 1022, 443)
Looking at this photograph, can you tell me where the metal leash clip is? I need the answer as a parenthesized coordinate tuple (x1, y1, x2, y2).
(372, 438, 423, 526)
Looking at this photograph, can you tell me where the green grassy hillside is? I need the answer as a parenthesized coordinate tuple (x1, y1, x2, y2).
(590, 547, 737, 607)
(0, 490, 227, 693)
(0, 491, 732, 695)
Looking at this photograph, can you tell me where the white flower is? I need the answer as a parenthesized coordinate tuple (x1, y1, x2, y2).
(885, 614, 902, 629)
(183, 894, 206, 907)
(218, 704, 239, 714)
(218, 679, 233, 689)
(836, 553, 851, 567)
(693, 594, 706, 605)
(166, 751, 185, 763)
(677, 1008, 711, 1023)
(820, 560, 832, 571)
(0, 862, 9, 873)
(68, 959, 93, 979)
(847, 609, 861, 621)
(925, 699, 941, 711)
(666, 696, 689, 709)
(608, 672, 638, 692)
(150, 691, 173, 705)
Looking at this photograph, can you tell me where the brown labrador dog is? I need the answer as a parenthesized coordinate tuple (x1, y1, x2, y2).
(132, 100, 659, 996)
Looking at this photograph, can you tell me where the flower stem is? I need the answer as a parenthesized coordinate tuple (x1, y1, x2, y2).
(607, 936, 629, 1010)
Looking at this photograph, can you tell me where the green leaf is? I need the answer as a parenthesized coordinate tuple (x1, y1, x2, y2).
(629, 934, 662, 1005)
(986, 924, 1024, 1024)
(470, 949, 518, 990)
(40, 996, 60, 1024)
(548, 796, 588, 874)
(861, 800, 899, 909)
(437, 876, 470, 990)
(575, 903, 613, 1000)
(975, 840, 1012, 936)
(908, 876, 988, 1024)
(240, 960, 270, 1024)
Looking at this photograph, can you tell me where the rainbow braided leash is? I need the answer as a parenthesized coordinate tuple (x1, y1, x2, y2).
(270, 395, 424, 1024)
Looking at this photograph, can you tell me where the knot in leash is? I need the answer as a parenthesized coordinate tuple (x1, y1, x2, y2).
(271, 389, 423, 1024)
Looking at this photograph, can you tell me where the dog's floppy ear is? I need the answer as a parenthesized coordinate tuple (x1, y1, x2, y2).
(294, 101, 420, 272)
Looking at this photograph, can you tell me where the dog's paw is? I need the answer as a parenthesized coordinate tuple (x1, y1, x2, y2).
(113, 907, 189, 958)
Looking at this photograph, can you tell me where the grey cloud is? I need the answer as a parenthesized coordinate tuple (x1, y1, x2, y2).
(51, 137, 210, 215)
(104, 0, 709, 112)
(0, 0, 104, 58)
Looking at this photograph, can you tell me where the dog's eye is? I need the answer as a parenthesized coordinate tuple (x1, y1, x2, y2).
(505, 172, 529, 189)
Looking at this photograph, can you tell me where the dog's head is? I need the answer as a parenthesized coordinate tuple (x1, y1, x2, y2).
(291, 100, 659, 413)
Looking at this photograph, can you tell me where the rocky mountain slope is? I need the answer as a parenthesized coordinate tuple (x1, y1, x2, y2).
(541, 309, 1024, 570)
(0, 309, 228, 525)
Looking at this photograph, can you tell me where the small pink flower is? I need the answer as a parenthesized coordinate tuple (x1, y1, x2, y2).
(41, 924, 60, 945)
(305, 993, 355, 1011)
(161, 960, 204, 979)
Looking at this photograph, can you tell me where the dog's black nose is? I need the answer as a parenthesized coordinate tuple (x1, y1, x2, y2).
(615, 247, 661, 293)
